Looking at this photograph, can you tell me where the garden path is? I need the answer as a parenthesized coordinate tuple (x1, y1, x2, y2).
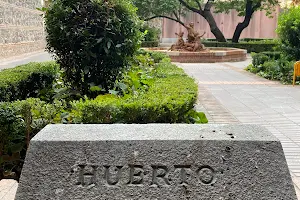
(0, 51, 53, 71)
(179, 59, 300, 198)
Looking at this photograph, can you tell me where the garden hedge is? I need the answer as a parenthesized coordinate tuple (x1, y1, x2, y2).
(0, 62, 59, 102)
(141, 41, 159, 47)
(71, 58, 199, 123)
(202, 40, 278, 53)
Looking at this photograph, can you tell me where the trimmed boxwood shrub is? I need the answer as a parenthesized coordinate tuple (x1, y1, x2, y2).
(203, 40, 278, 53)
(261, 51, 281, 60)
(45, 0, 143, 95)
(0, 62, 59, 102)
(141, 41, 159, 47)
(70, 58, 200, 123)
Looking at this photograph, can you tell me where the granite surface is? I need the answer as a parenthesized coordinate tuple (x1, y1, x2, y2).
(16, 124, 297, 200)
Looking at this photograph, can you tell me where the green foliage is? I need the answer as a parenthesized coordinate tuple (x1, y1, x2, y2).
(261, 51, 281, 60)
(0, 103, 25, 179)
(70, 55, 202, 124)
(203, 40, 278, 53)
(246, 53, 295, 84)
(141, 24, 160, 42)
(251, 52, 269, 67)
(133, 0, 183, 20)
(0, 98, 68, 179)
(277, 6, 300, 61)
(145, 50, 169, 63)
(140, 24, 160, 47)
(141, 41, 159, 47)
(0, 62, 59, 102)
(214, 0, 278, 17)
(45, 0, 143, 96)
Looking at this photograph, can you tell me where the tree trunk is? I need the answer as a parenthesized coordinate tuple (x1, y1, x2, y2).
(232, 21, 250, 43)
(202, 10, 226, 42)
(232, 0, 257, 43)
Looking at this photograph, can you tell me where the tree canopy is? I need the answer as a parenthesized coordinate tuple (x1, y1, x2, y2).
(133, 0, 279, 42)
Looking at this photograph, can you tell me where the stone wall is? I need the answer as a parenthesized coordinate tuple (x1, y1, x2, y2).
(0, 0, 45, 60)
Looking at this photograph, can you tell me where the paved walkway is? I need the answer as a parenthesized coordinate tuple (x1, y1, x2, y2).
(179, 59, 300, 198)
(0, 179, 18, 200)
(0, 51, 52, 70)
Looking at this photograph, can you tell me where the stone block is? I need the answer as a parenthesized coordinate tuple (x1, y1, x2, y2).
(16, 124, 297, 199)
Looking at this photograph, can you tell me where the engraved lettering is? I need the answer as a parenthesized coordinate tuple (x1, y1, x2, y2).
(174, 165, 191, 185)
(72, 162, 218, 187)
(128, 164, 144, 185)
(104, 165, 123, 185)
(151, 165, 170, 186)
(197, 165, 216, 185)
(76, 164, 98, 186)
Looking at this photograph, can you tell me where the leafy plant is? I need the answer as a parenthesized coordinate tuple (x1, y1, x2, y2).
(140, 24, 160, 42)
(70, 56, 201, 124)
(277, 6, 300, 61)
(45, 0, 143, 97)
(246, 54, 295, 84)
(251, 52, 269, 67)
(0, 103, 25, 179)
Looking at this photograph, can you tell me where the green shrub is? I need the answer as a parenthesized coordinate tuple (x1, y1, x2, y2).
(141, 41, 159, 47)
(70, 57, 201, 123)
(261, 51, 281, 60)
(246, 56, 295, 84)
(140, 24, 160, 42)
(0, 98, 68, 179)
(251, 53, 269, 67)
(147, 51, 169, 63)
(45, 0, 143, 95)
(0, 62, 59, 102)
(0, 102, 25, 179)
(202, 40, 278, 53)
(140, 24, 160, 47)
(277, 6, 300, 60)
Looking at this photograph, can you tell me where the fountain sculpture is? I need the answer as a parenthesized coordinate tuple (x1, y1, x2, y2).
(170, 22, 206, 52)
(143, 22, 247, 63)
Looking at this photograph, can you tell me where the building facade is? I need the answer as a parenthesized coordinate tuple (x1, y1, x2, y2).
(0, 0, 45, 60)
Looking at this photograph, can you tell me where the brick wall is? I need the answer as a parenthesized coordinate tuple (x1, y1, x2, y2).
(0, 0, 46, 60)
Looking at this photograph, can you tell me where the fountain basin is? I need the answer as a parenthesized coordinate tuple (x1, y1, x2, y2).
(143, 47, 247, 63)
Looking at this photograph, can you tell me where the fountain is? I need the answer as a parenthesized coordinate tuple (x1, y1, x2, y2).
(144, 22, 247, 63)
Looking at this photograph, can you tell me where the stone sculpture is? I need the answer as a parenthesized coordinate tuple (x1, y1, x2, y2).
(170, 31, 185, 51)
(169, 22, 206, 52)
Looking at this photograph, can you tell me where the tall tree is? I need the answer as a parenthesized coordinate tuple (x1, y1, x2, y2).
(133, 0, 226, 42)
(214, 0, 279, 42)
(178, 0, 226, 42)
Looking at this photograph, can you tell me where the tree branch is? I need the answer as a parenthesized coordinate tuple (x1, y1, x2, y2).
(173, 11, 180, 21)
(144, 15, 185, 26)
(252, 2, 261, 13)
(204, 0, 214, 11)
(195, 0, 202, 10)
(178, 0, 203, 15)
